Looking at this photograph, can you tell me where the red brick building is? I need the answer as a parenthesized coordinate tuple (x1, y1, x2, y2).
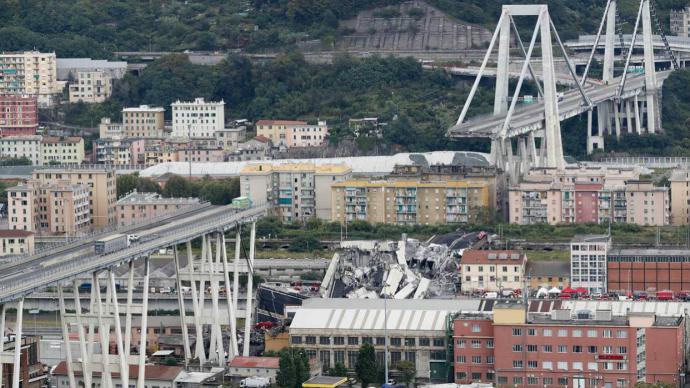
(0, 95, 38, 137)
(607, 248, 690, 293)
(452, 300, 686, 387)
(1, 335, 47, 388)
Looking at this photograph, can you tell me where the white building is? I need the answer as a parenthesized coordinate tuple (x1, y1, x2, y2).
(0, 51, 63, 106)
(570, 234, 612, 294)
(289, 298, 479, 381)
(214, 126, 246, 149)
(56, 58, 128, 80)
(98, 117, 124, 139)
(171, 97, 225, 138)
(122, 105, 165, 138)
(0, 135, 42, 165)
(68, 70, 113, 103)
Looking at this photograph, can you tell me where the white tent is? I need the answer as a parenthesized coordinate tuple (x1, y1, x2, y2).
(548, 287, 561, 294)
(536, 287, 549, 298)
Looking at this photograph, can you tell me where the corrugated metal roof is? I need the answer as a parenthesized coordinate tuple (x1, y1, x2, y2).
(564, 300, 690, 316)
(139, 151, 490, 178)
(290, 298, 480, 331)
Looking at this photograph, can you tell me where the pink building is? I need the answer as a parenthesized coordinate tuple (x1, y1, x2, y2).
(116, 191, 200, 227)
(509, 168, 669, 226)
(256, 119, 328, 148)
(0, 95, 38, 136)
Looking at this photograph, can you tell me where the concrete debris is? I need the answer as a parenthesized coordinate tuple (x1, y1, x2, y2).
(321, 231, 486, 299)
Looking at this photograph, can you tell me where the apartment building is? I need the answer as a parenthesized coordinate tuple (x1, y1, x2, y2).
(525, 261, 570, 290)
(43, 183, 91, 235)
(177, 147, 225, 163)
(98, 117, 124, 139)
(670, 7, 690, 36)
(0, 51, 63, 106)
(94, 138, 146, 165)
(116, 191, 199, 227)
(214, 126, 246, 149)
(331, 179, 491, 225)
(289, 298, 472, 381)
(171, 98, 225, 138)
(0, 136, 41, 165)
(241, 162, 351, 222)
(68, 69, 113, 103)
(669, 168, 690, 225)
(144, 145, 179, 166)
(452, 300, 685, 388)
(256, 120, 328, 148)
(7, 184, 34, 231)
(122, 105, 165, 138)
(57, 58, 128, 81)
(0, 95, 38, 136)
(0, 229, 34, 256)
(510, 168, 669, 226)
(459, 250, 526, 293)
(1, 335, 48, 388)
(32, 167, 116, 228)
(226, 136, 272, 162)
(40, 136, 85, 165)
(570, 235, 611, 294)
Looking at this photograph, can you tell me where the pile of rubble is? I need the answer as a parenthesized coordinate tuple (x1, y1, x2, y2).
(320, 233, 478, 300)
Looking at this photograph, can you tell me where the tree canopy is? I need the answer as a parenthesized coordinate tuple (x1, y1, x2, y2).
(276, 348, 311, 388)
(355, 343, 378, 388)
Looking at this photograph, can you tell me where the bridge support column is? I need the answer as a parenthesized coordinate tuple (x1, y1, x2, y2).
(625, 100, 633, 133)
(634, 95, 643, 134)
(641, 0, 658, 134)
(177, 230, 245, 367)
(12, 298, 23, 388)
(243, 222, 256, 356)
(613, 102, 622, 139)
(0, 304, 5, 388)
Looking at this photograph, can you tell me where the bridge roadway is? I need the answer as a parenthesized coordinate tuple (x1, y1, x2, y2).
(0, 204, 268, 304)
(448, 71, 672, 139)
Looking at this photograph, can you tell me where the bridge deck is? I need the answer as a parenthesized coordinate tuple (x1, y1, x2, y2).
(448, 71, 671, 139)
(0, 204, 267, 304)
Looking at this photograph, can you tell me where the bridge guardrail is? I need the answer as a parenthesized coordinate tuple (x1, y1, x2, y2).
(0, 204, 268, 303)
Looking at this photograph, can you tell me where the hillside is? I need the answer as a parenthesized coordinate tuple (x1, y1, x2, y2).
(0, 0, 685, 58)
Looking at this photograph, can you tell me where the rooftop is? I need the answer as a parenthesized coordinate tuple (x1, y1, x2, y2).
(256, 119, 308, 126)
(609, 248, 690, 257)
(571, 234, 611, 243)
(140, 151, 490, 178)
(241, 162, 351, 175)
(122, 105, 165, 113)
(0, 230, 34, 238)
(303, 376, 348, 387)
(41, 136, 82, 145)
(116, 190, 200, 205)
(172, 97, 224, 106)
(290, 298, 480, 332)
(53, 361, 182, 380)
(461, 250, 525, 265)
(229, 356, 279, 369)
(526, 261, 570, 277)
(331, 179, 489, 189)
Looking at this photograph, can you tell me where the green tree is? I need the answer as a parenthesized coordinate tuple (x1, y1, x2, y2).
(276, 348, 310, 388)
(328, 362, 348, 377)
(355, 343, 377, 388)
(0, 157, 32, 166)
(395, 360, 416, 388)
(162, 175, 194, 198)
(288, 235, 320, 252)
(116, 174, 139, 198)
(634, 382, 675, 388)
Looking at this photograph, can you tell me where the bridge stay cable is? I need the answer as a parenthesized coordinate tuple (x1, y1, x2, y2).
(508, 15, 544, 98)
(549, 18, 592, 109)
(649, 0, 679, 70)
(617, 0, 646, 99)
(581, 0, 614, 86)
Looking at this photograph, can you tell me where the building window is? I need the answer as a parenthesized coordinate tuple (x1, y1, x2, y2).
(419, 337, 430, 346)
(619, 346, 627, 354)
(616, 330, 628, 338)
(376, 337, 385, 346)
(558, 377, 568, 385)
(512, 328, 522, 336)
(486, 339, 494, 348)
(390, 338, 401, 347)
(471, 372, 481, 381)
(404, 338, 415, 346)
(471, 324, 481, 333)
(362, 337, 373, 345)
(603, 346, 612, 354)
(527, 377, 538, 385)
(347, 351, 358, 368)
(572, 362, 583, 370)
(513, 377, 523, 385)
(456, 355, 466, 364)
(291, 336, 302, 344)
(558, 345, 567, 353)
(472, 340, 481, 349)
(432, 338, 445, 347)
(543, 329, 552, 336)
(305, 336, 316, 344)
(588, 362, 598, 371)
(512, 360, 523, 368)
(497, 377, 508, 385)
(527, 328, 536, 336)
(472, 356, 481, 364)
(543, 344, 552, 352)
(603, 329, 612, 338)
(512, 344, 523, 352)
(334, 337, 344, 345)
(456, 372, 466, 380)
(486, 356, 494, 364)
(457, 339, 465, 348)
(573, 345, 582, 353)
(319, 336, 330, 345)
(543, 361, 553, 370)
(588, 345, 597, 353)
(557, 329, 568, 337)
(572, 329, 582, 337)
(587, 329, 597, 337)
(526, 344, 537, 352)
(405, 351, 415, 363)
(557, 361, 568, 370)
(528, 360, 538, 368)
(543, 377, 553, 385)
(347, 337, 359, 346)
